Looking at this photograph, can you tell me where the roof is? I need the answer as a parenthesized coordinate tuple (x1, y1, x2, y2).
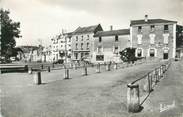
(73, 24, 102, 34)
(94, 29, 130, 37)
(63, 32, 73, 38)
(130, 19, 177, 26)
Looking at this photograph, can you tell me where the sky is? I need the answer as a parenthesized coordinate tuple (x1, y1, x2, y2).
(1, 0, 183, 47)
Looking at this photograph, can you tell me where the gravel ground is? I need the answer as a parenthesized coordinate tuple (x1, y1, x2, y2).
(0, 60, 181, 117)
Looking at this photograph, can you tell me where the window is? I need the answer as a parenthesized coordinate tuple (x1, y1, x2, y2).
(76, 36, 78, 41)
(114, 46, 118, 54)
(81, 43, 83, 50)
(81, 36, 84, 41)
(149, 49, 155, 57)
(149, 34, 155, 44)
(75, 43, 78, 50)
(115, 35, 118, 42)
(164, 25, 169, 33)
(138, 26, 142, 33)
(137, 35, 142, 44)
(137, 49, 142, 57)
(97, 46, 102, 53)
(86, 43, 89, 50)
(150, 25, 155, 32)
(87, 35, 89, 40)
(99, 37, 102, 42)
(81, 53, 84, 58)
(163, 34, 169, 44)
(75, 53, 78, 59)
(163, 49, 169, 59)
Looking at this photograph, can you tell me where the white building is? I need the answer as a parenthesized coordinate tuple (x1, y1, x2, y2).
(51, 32, 73, 63)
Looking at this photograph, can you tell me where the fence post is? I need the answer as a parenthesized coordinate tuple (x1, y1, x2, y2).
(127, 83, 140, 112)
(52, 63, 54, 68)
(47, 66, 50, 72)
(96, 63, 101, 73)
(160, 65, 164, 77)
(147, 73, 152, 93)
(64, 69, 69, 79)
(34, 71, 42, 85)
(28, 68, 32, 74)
(155, 68, 159, 84)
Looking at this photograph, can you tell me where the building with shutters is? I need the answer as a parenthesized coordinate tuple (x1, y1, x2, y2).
(130, 15, 180, 60)
(71, 24, 103, 62)
(92, 28, 130, 63)
(51, 32, 72, 62)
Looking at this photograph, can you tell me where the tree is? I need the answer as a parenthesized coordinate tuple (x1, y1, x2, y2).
(176, 25, 183, 48)
(119, 47, 137, 63)
(1, 9, 21, 60)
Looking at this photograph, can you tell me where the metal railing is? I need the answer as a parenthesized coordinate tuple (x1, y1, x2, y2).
(126, 60, 171, 112)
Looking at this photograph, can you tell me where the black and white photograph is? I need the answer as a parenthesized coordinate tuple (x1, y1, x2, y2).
(0, 0, 183, 117)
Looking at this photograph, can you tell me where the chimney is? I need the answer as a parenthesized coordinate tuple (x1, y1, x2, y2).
(110, 25, 113, 31)
(145, 15, 148, 22)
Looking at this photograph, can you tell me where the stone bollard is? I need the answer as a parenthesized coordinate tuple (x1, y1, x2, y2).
(82, 66, 87, 76)
(96, 63, 101, 73)
(34, 72, 42, 85)
(28, 68, 33, 74)
(64, 69, 69, 79)
(47, 66, 50, 72)
(147, 73, 152, 93)
(114, 63, 118, 70)
(127, 83, 140, 113)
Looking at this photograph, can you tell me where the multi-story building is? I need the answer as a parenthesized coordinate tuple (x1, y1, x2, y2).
(63, 32, 72, 62)
(71, 24, 103, 62)
(51, 35, 60, 61)
(130, 15, 179, 60)
(51, 33, 72, 62)
(92, 28, 130, 63)
(42, 45, 52, 62)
